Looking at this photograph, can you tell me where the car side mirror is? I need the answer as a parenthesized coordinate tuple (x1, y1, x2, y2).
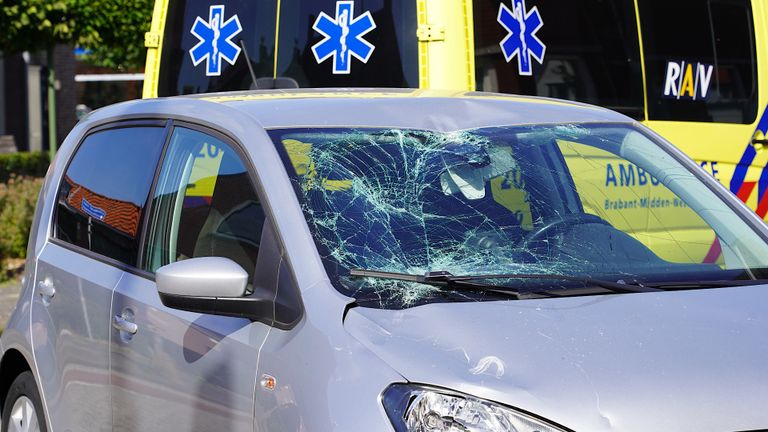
(157, 257, 248, 298)
(156, 257, 272, 321)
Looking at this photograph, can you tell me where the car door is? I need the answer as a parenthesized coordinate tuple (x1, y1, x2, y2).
(32, 123, 167, 430)
(110, 124, 274, 431)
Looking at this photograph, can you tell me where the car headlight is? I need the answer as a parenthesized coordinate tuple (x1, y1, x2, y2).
(382, 384, 568, 432)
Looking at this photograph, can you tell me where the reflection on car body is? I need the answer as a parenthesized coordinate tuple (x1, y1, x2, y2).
(1, 89, 768, 432)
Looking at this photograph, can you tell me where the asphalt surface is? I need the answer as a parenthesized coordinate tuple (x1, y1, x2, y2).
(0, 278, 21, 329)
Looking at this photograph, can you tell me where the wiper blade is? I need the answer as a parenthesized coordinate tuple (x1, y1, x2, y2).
(349, 269, 523, 299)
(349, 269, 660, 297)
(644, 279, 768, 289)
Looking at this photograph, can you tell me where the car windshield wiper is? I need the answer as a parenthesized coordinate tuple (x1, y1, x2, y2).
(349, 269, 660, 299)
(644, 279, 768, 289)
(350, 269, 524, 299)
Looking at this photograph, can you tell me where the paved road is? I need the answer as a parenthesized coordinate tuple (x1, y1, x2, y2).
(0, 278, 21, 329)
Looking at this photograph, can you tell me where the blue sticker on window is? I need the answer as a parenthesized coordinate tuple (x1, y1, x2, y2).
(498, 0, 545, 76)
(189, 5, 243, 76)
(312, 1, 377, 74)
(81, 198, 106, 220)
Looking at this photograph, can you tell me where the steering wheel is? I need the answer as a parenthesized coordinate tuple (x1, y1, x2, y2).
(521, 213, 612, 250)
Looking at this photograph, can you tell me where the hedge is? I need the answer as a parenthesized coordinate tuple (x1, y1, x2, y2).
(0, 152, 50, 183)
(0, 176, 43, 281)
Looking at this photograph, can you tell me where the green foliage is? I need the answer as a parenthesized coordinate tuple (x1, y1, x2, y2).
(0, 0, 153, 70)
(0, 176, 43, 281)
(0, 152, 49, 183)
(0, 0, 78, 54)
(77, 0, 154, 70)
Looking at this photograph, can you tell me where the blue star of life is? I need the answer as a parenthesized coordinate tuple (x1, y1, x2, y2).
(498, 0, 546, 76)
(312, 1, 377, 74)
(189, 5, 242, 76)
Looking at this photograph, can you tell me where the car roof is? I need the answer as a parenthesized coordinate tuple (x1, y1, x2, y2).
(87, 88, 634, 133)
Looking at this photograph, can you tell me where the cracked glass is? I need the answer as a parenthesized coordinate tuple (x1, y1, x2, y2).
(270, 124, 768, 308)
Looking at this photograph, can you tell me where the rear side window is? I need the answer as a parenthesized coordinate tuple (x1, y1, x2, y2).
(473, 0, 644, 120)
(143, 127, 266, 287)
(55, 127, 166, 266)
(639, 0, 757, 124)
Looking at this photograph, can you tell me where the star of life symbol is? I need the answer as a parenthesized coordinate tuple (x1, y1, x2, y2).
(312, 1, 377, 74)
(189, 5, 242, 76)
(498, 0, 545, 76)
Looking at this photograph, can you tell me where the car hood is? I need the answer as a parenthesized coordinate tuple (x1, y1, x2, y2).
(344, 285, 768, 432)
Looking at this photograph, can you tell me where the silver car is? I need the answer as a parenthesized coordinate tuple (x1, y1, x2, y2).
(1, 89, 768, 432)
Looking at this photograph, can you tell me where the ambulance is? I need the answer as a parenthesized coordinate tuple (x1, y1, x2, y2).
(142, 0, 768, 264)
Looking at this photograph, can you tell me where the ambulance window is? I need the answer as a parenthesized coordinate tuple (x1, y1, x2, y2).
(276, 0, 418, 88)
(158, 0, 277, 96)
(639, 0, 757, 124)
(473, 0, 644, 120)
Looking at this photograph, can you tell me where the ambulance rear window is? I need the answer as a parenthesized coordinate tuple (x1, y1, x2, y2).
(157, 0, 417, 96)
(473, 0, 645, 120)
(276, 0, 418, 88)
(639, 0, 757, 124)
(158, 0, 277, 96)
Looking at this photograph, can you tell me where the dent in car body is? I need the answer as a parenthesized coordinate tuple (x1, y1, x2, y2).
(346, 285, 768, 432)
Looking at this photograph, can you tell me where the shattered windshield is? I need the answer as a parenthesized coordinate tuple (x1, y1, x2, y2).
(269, 124, 768, 308)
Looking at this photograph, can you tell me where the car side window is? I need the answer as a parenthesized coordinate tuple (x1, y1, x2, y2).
(55, 126, 166, 266)
(143, 127, 265, 286)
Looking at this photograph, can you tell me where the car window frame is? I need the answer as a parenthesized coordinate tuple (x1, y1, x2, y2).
(143, 120, 305, 328)
(48, 116, 305, 327)
(267, 122, 768, 307)
(138, 124, 265, 275)
(50, 119, 171, 279)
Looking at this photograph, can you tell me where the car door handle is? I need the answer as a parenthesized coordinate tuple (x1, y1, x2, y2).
(37, 278, 55, 304)
(112, 314, 138, 335)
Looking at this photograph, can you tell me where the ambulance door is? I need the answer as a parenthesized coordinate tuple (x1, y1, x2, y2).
(639, 0, 767, 219)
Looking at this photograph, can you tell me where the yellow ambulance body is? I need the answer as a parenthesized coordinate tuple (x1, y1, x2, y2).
(143, 0, 768, 264)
